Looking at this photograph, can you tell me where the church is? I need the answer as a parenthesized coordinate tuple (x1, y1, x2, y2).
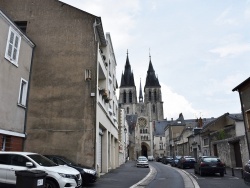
(119, 52, 164, 160)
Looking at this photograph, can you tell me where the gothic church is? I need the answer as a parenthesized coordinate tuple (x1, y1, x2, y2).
(119, 52, 164, 160)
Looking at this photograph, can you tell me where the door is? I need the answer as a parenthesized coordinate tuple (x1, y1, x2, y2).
(234, 142, 243, 167)
(6, 154, 30, 184)
(97, 134, 102, 172)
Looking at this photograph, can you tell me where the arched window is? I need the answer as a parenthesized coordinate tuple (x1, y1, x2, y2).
(127, 107, 129, 114)
(154, 90, 157, 101)
(146, 136, 148, 140)
(145, 129, 147, 133)
(153, 104, 155, 113)
(149, 91, 152, 101)
(141, 136, 143, 140)
(123, 91, 126, 103)
(129, 91, 132, 103)
(140, 129, 142, 134)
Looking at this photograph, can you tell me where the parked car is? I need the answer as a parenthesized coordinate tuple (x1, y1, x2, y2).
(177, 156, 196, 169)
(155, 156, 163, 162)
(0, 151, 82, 188)
(136, 156, 149, 168)
(194, 156, 225, 177)
(171, 156, 182, 167)
(162, 156, 173, 165)
(148, 156, 154, 161)
(44, 155, 97, 185)
(243, 160, 250, 185)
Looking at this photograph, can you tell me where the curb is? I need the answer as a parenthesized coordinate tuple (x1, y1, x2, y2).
(168, 166, 200, 188)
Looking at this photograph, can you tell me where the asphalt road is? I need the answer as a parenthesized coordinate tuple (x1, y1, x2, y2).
(147, 161, 185, 188)
(184, 167, 250, 188)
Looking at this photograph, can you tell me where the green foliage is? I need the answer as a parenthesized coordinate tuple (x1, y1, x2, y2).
(217, 130, 226, 140)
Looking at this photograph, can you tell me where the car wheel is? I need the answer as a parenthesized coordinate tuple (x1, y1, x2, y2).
(220, 172, 224, 177)
(199, 169, 204, 176)
(46, 179, 58, 188)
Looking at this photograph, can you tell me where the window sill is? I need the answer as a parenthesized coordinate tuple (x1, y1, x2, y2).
(17, 103, 26, 109)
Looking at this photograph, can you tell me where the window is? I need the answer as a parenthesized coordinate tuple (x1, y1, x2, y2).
(14, 21, 27, 33)
(85, 69, 92, 80)
(149, 91, 152, 101)
(246, 110, 250, 130)
(18, 78, 28, 107)
(203, 138, 209, 146)
(123, 91, 126, 103)
(153, 105, 155, 113)
(127, 107, 129, 114)
(129, 91, 132, 103)
(5, 27, 21, 66)
(154, 90, 157, 101)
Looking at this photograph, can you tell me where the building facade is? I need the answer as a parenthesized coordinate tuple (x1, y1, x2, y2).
(119, 54, 164, 160)
(0, 10, 35, 151)
(0, 0, 119, 174)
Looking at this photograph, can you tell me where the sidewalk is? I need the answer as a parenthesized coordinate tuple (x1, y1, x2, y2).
(225, 167, 243, 179)
(90, 160, 150, 188)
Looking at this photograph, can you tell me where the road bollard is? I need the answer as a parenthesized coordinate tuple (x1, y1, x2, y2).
(232, 168, 235, 176)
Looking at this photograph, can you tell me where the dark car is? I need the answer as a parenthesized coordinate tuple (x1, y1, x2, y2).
(243, 160, 250, 185)
(44, 155, 97, 185)
(177, 156, 196, 169)
(162, 156, 173, 165)
(156, 156, 163, 162)
(194, 156, 225, 177)
(171, 156, 182, 167)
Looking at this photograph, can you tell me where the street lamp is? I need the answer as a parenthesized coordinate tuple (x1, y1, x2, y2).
(124, 127, 127, 161)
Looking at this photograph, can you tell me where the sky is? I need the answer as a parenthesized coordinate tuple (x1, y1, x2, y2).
(61, 0, 250, 120)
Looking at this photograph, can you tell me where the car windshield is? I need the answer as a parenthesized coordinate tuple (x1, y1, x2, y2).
(28, 154, 58, 167)
(203, 157, 220, 162)
(138, 158, 147, 161)
(59, 156, 78, 166)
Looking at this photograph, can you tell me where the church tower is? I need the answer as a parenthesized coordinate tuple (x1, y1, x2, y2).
(119, 51, 137, 114)
(144, 56, 164, 121)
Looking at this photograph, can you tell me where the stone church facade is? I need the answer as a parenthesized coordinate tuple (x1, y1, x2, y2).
(119, 53, 164, 160)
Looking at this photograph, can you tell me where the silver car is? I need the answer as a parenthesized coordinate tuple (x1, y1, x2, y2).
(136, 156, 149, 168)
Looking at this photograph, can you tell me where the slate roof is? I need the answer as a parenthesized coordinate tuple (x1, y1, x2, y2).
(154, 120, 169, 136)
(144, 58, 160, 89)
(228, 113, 243, 121)
(232, 77, 250, 91)
(120, 53, 135, 87)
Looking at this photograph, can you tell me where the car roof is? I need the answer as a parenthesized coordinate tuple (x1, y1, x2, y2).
(0, 151, 37, 155)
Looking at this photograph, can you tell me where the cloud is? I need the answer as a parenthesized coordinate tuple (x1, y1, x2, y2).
(60, 0, 140, 49)
(161, 83, 199, 119)
(215, 7, 238, 26)
(210, 43, 250, 57)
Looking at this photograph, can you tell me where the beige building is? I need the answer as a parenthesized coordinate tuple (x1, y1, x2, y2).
(0, 10, 35, 151)
(0, 0, 119, 174)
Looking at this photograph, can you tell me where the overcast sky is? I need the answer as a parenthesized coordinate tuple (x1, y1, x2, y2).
(61, 0, 250, 120)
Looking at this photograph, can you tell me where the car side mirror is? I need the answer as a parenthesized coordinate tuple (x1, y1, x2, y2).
(26, 162, 34, 168)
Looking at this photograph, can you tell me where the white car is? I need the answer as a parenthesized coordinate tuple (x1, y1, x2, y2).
(0, 151, 82, 188)
(136, 156, 149, 168)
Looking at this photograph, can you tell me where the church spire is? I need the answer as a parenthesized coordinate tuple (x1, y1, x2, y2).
(120, 50, 135, 87)
(139, 78, 143, 102)
(145, 55, 160, 88)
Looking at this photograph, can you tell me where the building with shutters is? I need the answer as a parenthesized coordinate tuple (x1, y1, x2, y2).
(118, 53, 164, 160)
(0, 0, 119, 175)
(0, 10, 35, 151)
